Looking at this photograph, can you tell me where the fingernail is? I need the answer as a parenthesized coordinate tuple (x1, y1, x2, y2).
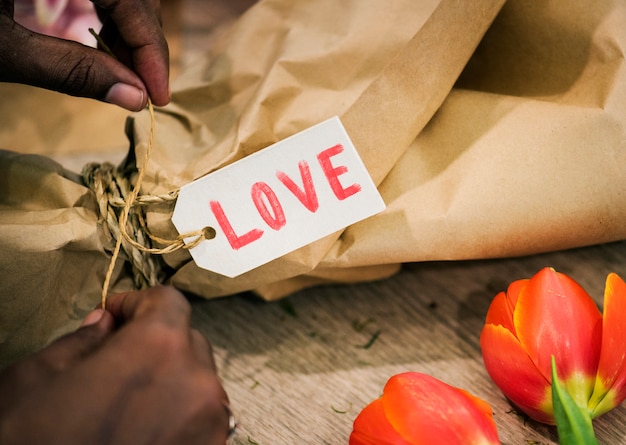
(105, 83, 145, 111)
(81, 308, 105, 327)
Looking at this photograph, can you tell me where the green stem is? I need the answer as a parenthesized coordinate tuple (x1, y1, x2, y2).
(551, 356, 599, 445)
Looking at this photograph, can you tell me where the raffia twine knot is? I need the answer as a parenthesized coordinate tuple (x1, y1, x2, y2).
(81, 161, 165, 290)
(81, 160, 210, 293)
(79, 102, 210, 307)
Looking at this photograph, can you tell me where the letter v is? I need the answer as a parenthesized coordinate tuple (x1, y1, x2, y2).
(276, 160, 319, 213)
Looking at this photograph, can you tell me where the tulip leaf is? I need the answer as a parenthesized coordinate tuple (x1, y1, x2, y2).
(551, 357, 599, 445)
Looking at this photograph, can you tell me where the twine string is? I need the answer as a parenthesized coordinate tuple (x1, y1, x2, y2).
(84, 28, 213, 307)
(83, 101, 213, 308)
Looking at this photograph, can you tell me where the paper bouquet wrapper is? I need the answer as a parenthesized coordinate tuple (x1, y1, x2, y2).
(3, 0, 626, 363)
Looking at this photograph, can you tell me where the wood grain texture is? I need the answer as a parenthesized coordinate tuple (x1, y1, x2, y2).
(191, 241, 626, 444)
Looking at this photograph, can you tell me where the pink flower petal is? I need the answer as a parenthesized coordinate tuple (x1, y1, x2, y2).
(35, 0, 69, 26)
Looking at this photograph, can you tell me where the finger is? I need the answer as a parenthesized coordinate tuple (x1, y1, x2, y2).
(93, 0, 169, 105)
(37, 310, 115, 371)
(190, 329, 218, 372)
(105, 286, 191, 329)
(81, 308, 107, 327)
(0, 21, 148, 110)
(97, 19, 133, 67)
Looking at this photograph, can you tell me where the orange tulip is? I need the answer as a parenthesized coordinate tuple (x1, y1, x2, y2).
(480, 267, 626, 424)
(349, 372, 500, 445)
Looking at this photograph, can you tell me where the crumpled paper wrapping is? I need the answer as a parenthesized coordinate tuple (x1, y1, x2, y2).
(137, 0, 507, 297)
(2, 0, 626, 364)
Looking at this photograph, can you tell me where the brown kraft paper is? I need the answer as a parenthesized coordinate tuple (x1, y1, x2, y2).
(3, 0, 626, 363)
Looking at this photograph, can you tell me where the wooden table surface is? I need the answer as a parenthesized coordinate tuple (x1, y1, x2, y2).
(190, 240, 626, 444)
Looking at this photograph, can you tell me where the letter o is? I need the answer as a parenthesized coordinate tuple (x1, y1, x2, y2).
(251, 181, 287, 230)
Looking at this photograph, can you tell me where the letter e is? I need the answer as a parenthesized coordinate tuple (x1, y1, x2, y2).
(317, 144, 362, 200)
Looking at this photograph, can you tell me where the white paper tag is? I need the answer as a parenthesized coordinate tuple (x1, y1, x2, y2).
(171, 116, 385, 278)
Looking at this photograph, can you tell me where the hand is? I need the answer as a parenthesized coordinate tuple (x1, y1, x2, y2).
(0, 286, 232, 445)
(0, 0, 169, 110)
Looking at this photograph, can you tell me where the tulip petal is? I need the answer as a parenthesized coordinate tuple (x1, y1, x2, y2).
(481, 323, 553, 423)
(485, 291, 514, 332)
(504, 279, 527, 313)
(382, 372, 500, 445)
(484, 280, 528, 333)
(514, 268, 601, 389)
(589, 273, 626, 417)
(350, 398, 414, 445)
(456, 387, 500, 433)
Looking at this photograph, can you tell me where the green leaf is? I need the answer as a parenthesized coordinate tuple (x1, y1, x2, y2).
(551, 356, 599, 445)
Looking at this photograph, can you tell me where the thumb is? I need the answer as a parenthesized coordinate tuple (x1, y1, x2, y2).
(38, 309, 116, 371)
(0, 21, 147, 111)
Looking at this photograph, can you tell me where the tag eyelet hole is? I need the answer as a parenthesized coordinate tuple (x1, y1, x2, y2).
(202, 226, 216, 240)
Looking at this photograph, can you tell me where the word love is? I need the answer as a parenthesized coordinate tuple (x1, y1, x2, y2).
(172, 117, 385, 278)
(211, 143, 361, 250)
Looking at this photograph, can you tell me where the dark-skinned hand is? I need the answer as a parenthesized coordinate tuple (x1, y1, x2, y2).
(0, 0, 169, 110)
(0, 286, 232, 445)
